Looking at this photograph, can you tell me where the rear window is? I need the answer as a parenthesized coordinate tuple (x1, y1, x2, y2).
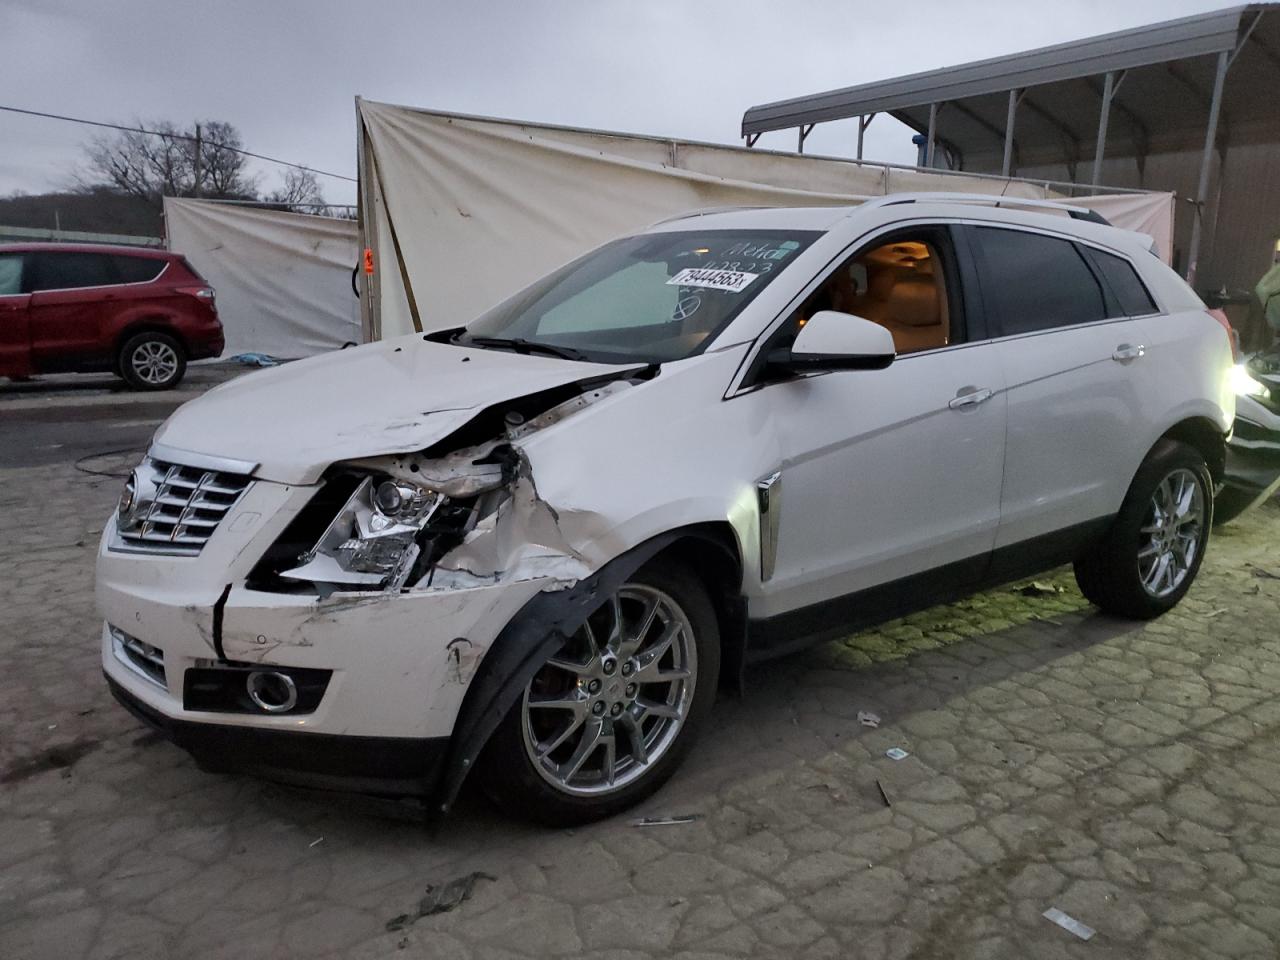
(973, 227, 1106, 335)
(28, 252, 115, 292)
(111, 255, 166, 284)
(1081, 247, 1158, 317)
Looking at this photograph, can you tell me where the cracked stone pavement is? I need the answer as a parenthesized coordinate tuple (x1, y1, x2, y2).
(3, 429, 1280, 958)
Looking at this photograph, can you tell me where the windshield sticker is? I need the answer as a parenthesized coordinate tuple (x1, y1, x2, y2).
(671, 296, 702, 321)
(667, 267, 759, 293)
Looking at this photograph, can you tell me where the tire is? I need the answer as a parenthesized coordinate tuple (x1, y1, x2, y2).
(1212, 485, 1258, 527)
(479, 558, 720, 826)
(1074, 439, 1213, 619)
(118, 331, 186, 390)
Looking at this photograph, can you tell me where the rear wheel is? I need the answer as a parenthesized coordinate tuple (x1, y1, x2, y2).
(480, 559, 719, 826)
(119, 331, 186, 390)
(1074, 440, 1212, 619)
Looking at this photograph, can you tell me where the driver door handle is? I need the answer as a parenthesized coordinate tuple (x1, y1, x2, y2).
(949, 386, 993, 410)
(1112, 343, 1145, 363)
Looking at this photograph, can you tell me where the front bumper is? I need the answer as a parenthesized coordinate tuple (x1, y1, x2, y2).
(97, 468, 555, 786)
(1223, 402, 1280, 503)
(108, 674, 449, 795)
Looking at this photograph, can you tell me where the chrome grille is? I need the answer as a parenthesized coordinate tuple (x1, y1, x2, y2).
(116, 458, 252, 555)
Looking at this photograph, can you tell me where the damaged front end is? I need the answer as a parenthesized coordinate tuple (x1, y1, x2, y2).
(250, 373, 647, 599)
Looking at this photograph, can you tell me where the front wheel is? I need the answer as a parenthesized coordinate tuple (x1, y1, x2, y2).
(1074, 439, 1212, 619)
(480, 559, 719, 826)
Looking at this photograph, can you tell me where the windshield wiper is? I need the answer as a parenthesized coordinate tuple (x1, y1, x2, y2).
(459, 335, 588, 362)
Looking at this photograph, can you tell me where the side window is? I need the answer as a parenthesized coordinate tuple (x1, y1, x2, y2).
(28, 252, 116, 292)
(1080, 246, 1158, 317)
(974, 227, 1105, 334)
(111, 255, 166, 284)
(775, 229, 959, 358)
(0, 255, 22, 296)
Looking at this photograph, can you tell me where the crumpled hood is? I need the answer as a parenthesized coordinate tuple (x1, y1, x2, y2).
(153, 335, 632, 484)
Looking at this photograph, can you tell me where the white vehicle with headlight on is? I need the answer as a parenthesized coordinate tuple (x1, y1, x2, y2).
(98, 194, 1234, 824)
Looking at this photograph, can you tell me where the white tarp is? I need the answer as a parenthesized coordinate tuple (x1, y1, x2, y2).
(356, 100, 1176, 340)
(163, 197, 360, 358)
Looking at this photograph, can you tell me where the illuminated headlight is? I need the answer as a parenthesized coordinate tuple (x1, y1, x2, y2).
(1230, 364, 1269, 399)
(279, 476, 444, 590)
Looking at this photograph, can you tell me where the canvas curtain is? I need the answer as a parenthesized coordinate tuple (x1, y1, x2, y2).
(164, 197, 361, 358)
(356, 100, 1176, 340)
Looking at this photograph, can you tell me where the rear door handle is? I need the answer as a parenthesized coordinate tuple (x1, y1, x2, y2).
(1112, 343, 1145, 363)
(949, 386, 994, 410)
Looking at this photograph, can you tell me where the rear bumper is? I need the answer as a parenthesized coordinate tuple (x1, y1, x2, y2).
(108, 674, 449, 796)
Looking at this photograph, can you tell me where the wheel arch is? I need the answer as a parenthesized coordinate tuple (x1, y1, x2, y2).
(1155, 416, 1226, 485)
(114, 318, 188, 363)
(433, 524, 745, 816)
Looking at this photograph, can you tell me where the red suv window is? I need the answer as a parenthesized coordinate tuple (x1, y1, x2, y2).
(27, 252, 116, 292)
(112, 255, 167, 284)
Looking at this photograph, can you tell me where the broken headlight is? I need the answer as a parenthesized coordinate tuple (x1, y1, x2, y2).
(279, 476, 444, 590)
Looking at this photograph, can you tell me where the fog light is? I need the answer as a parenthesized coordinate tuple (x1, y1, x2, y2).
(246, 671, 298, 713)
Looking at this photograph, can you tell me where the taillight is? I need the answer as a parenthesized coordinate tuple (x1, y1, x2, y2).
(1207, 308, 1239, 362)
(177, 286, 215, 302)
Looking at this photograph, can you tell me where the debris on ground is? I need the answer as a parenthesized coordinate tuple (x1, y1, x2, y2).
(875, 779, 892, 808)
(630, 814, 699, 827)
(1042, 906, 1095, 940)
(857, 711, 881, 728)
(385, 872, 497, 931)
(308, 837, 324, 848)
(1019, 581, 1064, 597)
(229, 352, 285, 367)
(1250, 565, 1280, 580)
(885, 748, 910, 761)
(1205, 607, 1229, 618)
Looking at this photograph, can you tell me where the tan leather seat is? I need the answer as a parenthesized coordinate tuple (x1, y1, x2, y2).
(879, 275, 947, 353)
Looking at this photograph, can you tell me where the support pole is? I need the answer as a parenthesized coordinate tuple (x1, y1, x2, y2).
(1002, 89, 1020, 178)
(193, 123, 203, 198)
(1187, 49, 1230, 287)
(857, 115, 865, 160)
(925, 102, 938, 168)
(1092, 72, 1114, 187)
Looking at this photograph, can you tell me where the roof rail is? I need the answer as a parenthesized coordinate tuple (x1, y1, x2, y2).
(858, 192, 1111, 224)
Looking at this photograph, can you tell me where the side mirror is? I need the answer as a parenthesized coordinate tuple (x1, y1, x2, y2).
(769, 310, 896, 372)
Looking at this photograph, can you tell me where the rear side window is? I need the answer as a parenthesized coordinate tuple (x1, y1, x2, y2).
(973, 227, 1106, 335)
(28, 252, 116, 292)
(1080, 247, 1158, 317)
(111, 255, 166, 284)
(0, 255, 22, 295)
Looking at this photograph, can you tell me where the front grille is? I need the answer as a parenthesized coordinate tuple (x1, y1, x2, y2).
(110, 625, 166, 688)
(116, 458, 252, 556)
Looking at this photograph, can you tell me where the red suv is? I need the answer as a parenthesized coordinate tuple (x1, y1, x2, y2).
(0, 244, 224, 390)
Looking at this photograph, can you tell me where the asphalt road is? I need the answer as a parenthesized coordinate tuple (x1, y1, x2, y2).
(0, 364, 247, 470)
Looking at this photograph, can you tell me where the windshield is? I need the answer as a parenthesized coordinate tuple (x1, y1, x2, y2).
(458, 229, 821, 363)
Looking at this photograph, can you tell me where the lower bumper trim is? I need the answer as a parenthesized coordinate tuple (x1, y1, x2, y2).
(107, 675, 448, 797)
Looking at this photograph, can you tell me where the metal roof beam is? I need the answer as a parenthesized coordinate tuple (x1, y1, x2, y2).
(741, 5, 1248, 135)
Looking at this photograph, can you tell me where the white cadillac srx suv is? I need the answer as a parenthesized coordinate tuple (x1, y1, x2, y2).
(97, 194, 1234, 824)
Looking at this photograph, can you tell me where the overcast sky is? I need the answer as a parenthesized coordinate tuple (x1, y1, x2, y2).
(1, 0, 1235, 207)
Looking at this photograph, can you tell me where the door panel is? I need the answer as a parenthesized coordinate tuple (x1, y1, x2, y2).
(28, 252, 117, 371)
(994, 320, 1145, 547)
(0, 294, 33, 377)
(757, 345, 1007, 618)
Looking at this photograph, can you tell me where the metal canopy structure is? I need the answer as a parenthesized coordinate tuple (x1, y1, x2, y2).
(741, 5, 1280, 285)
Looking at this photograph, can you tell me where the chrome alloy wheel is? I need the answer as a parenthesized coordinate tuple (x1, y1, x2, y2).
(520, 584, 697, 796)
(130, 341, 179, 385)
(1138, 467, 1205, 598)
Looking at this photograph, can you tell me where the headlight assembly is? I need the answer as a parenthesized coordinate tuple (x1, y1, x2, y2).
(279, 476, 445, 590)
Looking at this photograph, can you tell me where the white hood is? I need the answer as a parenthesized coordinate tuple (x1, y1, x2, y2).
(153, 336, 630, 484)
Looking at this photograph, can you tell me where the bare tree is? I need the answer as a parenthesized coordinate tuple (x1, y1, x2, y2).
(265, 167, 328, 214)
(80, 119, 258, 204)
